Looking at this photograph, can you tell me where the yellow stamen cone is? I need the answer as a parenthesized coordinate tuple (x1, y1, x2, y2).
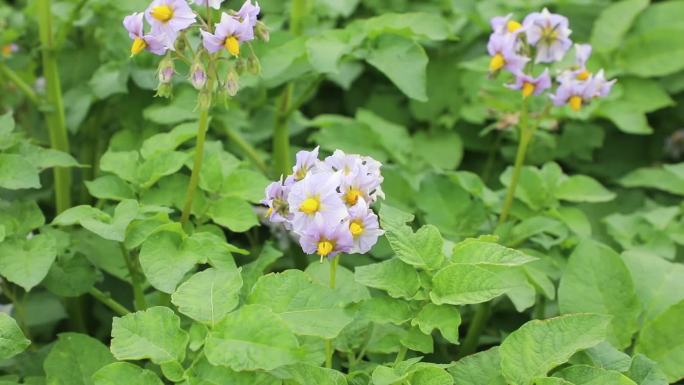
(130, 37, 147, 56)
(576, 70, 591, 81)
(299, 197, 320, 214)
(350, 221, 364, 237)
(344, 189, 362, 206)
(507, 20, 522, 33)
(150, 5, 174, 22)
(225, 36, 240, 57)
(317, 241, 334, 258)
(489, 53, 505, 72)
(569, 95, 583, 111)
(522, 82, 535, 98)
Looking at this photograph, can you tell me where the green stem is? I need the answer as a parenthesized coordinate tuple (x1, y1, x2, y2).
(180, 104, 211, 224)
(456, 302, 492, 359)
(89, 288, 131, 316)
(37, 0, 72, 214)
(1, 281, 31, 339)
(223, 123, 269, 174)
(64, 297, 87, 332)
(497, 99, 533, 226)
(0, 63, 40, 105)
(121, 244, 147, 311)
(289, 0, 308, 35)
(324, 255, 340, 369)
(273, 84, 292, 178)
(394, 346, 408, 365)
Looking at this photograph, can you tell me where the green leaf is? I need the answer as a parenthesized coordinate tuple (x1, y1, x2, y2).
(0, 200, 45, 237)
(355, 258, 421, 299)
(448, 347, 503, 385)
(100, 150, 139, 183)
(171, 267, 243, 326)
(411, 303, 461, 344)
(248, 270, 353, 339)
(44, 333, 115, 385)
(555, 365, 637, 385)
(43, 253, 98, 297)
(140, 122, 197, 159)
(205, 304, 303, 371)
(379, 205, 444, 270)
(53, 200, 139, 242)
(618, 28, 684, 77)
(366, 34, 428, 101)
(111, 307, 189, 365)
(0, 154, 40, 190)
(558, 241, 640, 348)
(451, 239, 537, 266)
(619, 164, 684, 195)
(221, 169, 270, 203)
(208, 197, 258, 232)
(305, 261, 370, 305)
(555, 176, 616, 203)
(430, 264, 518, 305)
(626, 354, 669, 385)
(500, 314, 611, 385)
(635, 300, 684, 382)
(363, 12, 450, 41)
(93, 362, 164, 385)
(85, 176, 135, 201)
(143, 89, 197, 125)
(89, 62, 129, 99)
(138, 231, 199, 294)
(0, 314, 30, 360)
(575, 341, 632, 372)
(185, 356, 280, 385)
(136, 151, 189, 189)
(621, 250, 684, 322)
(306, 30, 354, 74)
(360, 296, 413, 325)
(276, 363, 349, 385)
(0, 234, 57, 291)
(400, 326, 433, 353)
(356, 110, 412, 165)
(590, 0, 650, 52)
(413, 130, 463, 170)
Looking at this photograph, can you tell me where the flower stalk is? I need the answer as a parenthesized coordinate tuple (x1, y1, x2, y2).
(37, 0, 72, 214)
(0, 63, 40, 105)
(89, 287, 131, 316)
(180, 95, 212, 224)
(121, 244, 147, 311)
(325, 255, 340, 369)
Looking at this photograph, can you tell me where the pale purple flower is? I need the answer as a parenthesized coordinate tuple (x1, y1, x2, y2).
(145, 0, 196, 49)
(291, 146, 321, 181)
(558, 44, 593, 83)
(299, 218, 353, 261)
(487, 33, 529, 73)
(523, 8, 572, 63)
(322, 150, 362, 183)
(235, 0, 260, 27)
(262, 177, 292, 224)
(575, 44, 592, 70)
(123, 12, 167, 56)
(586, 69, 616, 98)
(506, 69, 552, 98)
(201, 12, 253, 56)
(287, 172, 348, 233)
(191, 0, 224, 9)
(490, 14, 524, 36)
(347, 200, 384, 254)
(550, 80, 592, 111)
(1, 43, 18, 58)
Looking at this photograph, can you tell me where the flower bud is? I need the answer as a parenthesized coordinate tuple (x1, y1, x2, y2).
(255, 21, 270, 42)
(155, 82, 173, 98)
(225, 69, 240, 97)
(190, 61, 207, 90)
(235, 58, 247, 75)
(158, 57, 175, 84)
(247, 54, 261, 75)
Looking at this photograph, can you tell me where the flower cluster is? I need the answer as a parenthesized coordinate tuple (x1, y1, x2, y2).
(487, 8, 615, 111)
(122, 0, 268, 99)
(262, 148, 385, 260)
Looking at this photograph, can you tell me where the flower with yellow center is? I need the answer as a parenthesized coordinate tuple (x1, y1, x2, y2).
(200, 12, 253, 56)
(506, 20, 522, 33)
(224, 36, 240, 57)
